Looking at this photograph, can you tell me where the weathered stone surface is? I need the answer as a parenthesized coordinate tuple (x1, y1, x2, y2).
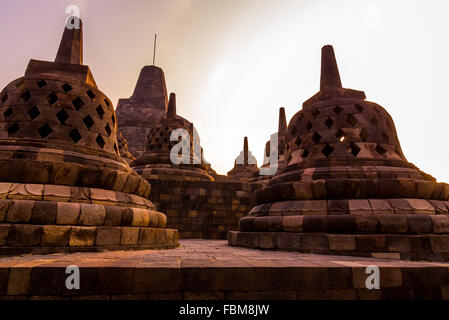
(79, 204, 106, 226)
(31, 201, 57, 224)
(121, 227, 140, 245)
(6, 200, 34, 223)
(56, 202, 80, 225)
(41, 226, 70, 246)
(96, 227, 121, 246)
(69, 227, 95, 246)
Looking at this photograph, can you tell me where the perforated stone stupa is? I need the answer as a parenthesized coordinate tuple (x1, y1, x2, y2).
(227, 137, 259, 182)
(253, 107, 288, 185)
(132, 93, 214, 182)
(229, 45, 449, 261)
(0, 18, 178, 255)
(116, 65, 168, 158)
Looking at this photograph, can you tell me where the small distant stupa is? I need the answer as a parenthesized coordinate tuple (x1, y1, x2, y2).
(227, 137, 259, 182)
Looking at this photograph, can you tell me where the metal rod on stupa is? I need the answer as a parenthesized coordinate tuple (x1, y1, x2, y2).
(320, 45, 342, 89)
(55, 16, 83, 64)
(152, 34, 157, 66)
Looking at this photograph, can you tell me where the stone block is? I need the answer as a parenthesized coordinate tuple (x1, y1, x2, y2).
(8, 225, 43, 246)
(8, 183, 43, 200)
(386, 235, 411, 252)
(328, 235, 356, 251)
(259, 232, 276, 249)
(303, 215, 327, 232)
(131, 208, 150, 227)
(407, 199, 435, 214)
(41, 226, 71, 246)
(356, 235, 386, 252)
(282, 216, 303, 232)
(0, 199, 10, 221)
(408, 215, 432, 233)
(90, 188, 118, 205)
(139, 228, 156, 245)
(31, 201, 57, 224)
(121, 227, 140, 245)
(155, 228, 168, 245)
(237, 232, 259, 248)
(327, 215, 356, 233)
(96, 227, 121, 246)
(104, 206, 122, 226)
(348, 199, 372, 214)
(429, 235, 449, 253)
(43, 184, 71, 201)
(6, 199, 34, 223)
(378, 215, 408, 233)
(431, 215, 449, 233)
(266, 216, 283, 231)
(302, 234, 328, 251)
(276, 232, 302, 250)
(79, 203, 106, 226)
(69, 227, 95, 246)
(301, 200, 326, 215)
(369, 199, 394, 214)
(0, 224, 10, 245)
(56, 202, 80, 225)
(355, 214, 378, 232)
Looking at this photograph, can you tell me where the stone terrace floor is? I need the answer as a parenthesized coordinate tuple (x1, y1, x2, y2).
(1, 239, 449, 299)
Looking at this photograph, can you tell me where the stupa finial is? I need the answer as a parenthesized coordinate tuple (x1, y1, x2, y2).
(55, 16, 83, 64)
(244, 137, 249, 164)
(320, 45, 342, 90)
(278, 107, 287, 136)
(167, 93, 177, 118)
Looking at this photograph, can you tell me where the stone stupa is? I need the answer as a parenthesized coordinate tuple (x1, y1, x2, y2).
(0, 17, 178, 255)
(131, 93, 214, 181)
(227, 137, 259, 182)
(229, 45, 449, 261)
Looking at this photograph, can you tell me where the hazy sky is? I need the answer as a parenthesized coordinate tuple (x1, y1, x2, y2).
(1, 0, 448, 181)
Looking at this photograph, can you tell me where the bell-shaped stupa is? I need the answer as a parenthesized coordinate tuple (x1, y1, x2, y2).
(131, 93, 214, 181)
(227, 137, 259, 182)
(229, 45, 449, 261)
(0, 17, 178, 255)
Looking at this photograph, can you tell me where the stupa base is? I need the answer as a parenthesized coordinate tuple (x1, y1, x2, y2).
(0, 223, 179, 256)
(228, 231, 449, 261)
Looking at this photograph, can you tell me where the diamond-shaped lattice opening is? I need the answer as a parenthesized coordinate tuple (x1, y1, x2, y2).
(306, 122, 313, 131)
(15, 80, 23, 88)
(105, 124, 112, 136)
(312, 109, 320, 117)
(28, 106, 40, 120)
(72, 97, 84, 111)
(96, 105, 105, 118)
(37, 80, 47, 88)
(1, 94, 8, 104)
(38, 124, 52, 138)
(311, 132, 321, 144)
(360, 128, 370, 142)
(371, 116, 379, 127)
(47, 92, 58, 105)
(382, 132, 389, 142)
(111, 115, 116, 126)
(375, 144, 387, 156)
(21, 91, 31, 102)
(56, 109, 69, 124)
(104, 99, 110, 107)
(82, 115, 94, 129)
(62, 83, 73, 93)
(302, 149, 309, 158)
(298, 114, 304, 121)
(386, 121, 392, 130)
(294, 137, 301, 146)
(86, 90, 96, 99)
(335, 129, 345, 141)
(4, 107, 13, 118)
(348, 143, 361, 156)
(373, 107, 380, 113)
(69, 129, 82, 143)
(321, 144, 334, 157)
(355, 104, 364, 112)
(325, 117, 334, 128)
(7, 123, 19, 135)
(348, 114, 358, 127)
(96, 134, 105, 149)
(113, 143, 118, 154)
(333, 105, 343, 114)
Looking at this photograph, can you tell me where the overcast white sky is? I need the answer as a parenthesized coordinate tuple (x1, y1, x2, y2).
(0, 0, 448, 181)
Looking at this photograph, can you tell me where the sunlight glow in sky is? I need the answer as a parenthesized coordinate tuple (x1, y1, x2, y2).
(1, 0, 448, 181)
